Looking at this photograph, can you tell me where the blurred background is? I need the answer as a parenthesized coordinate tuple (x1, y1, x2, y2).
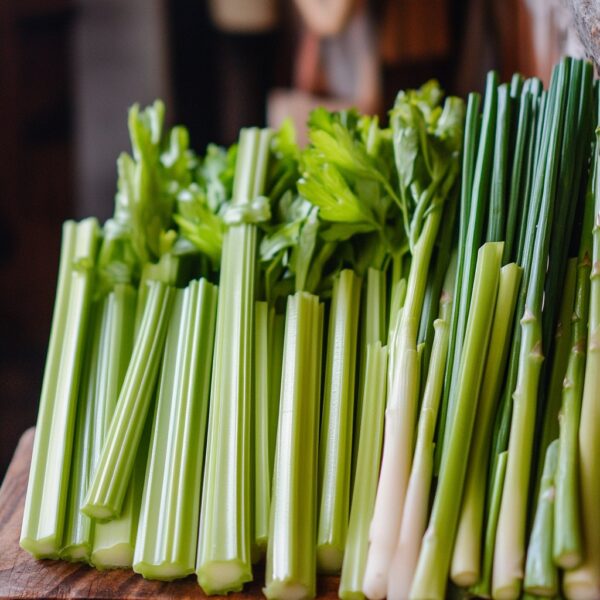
(0, 0, 589, 478)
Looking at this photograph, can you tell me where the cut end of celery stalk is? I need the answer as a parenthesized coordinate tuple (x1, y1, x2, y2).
(91, 544, 133, 570)
(264, 580, 312, 600)
(197, 560, 252, 595)
(19, 536, 60, 560)
(81, 504, 117, 521)
(317, 544, 344, 574)
(133, 560, 194, 581)
(60, 543, 91, 563)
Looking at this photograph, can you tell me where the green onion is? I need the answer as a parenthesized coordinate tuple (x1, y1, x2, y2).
(387, 254, 455, 600)
(196, 128, 272, 594)
(339, 342, 387, 600)
(450, 262, 522, 586)
(553, 167, 595, 569)
(317, 269, 362, 573)
(20, 218, 99, 559)
(82, 280, 175, 519)
(364, 88, 464, 599)
(537, 259, 578, 463)
(563, 133, 600, 599)
(264, 292, 324, 600)
(493, 59, 570, 600)
(134, 279, 218, 579)
(410, 241, 503, 600)
(438, 74, 497, 471)
(470, 450, 508, 598)
(523, 439, 559, 596)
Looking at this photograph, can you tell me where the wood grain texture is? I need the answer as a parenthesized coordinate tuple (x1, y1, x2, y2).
(0, 428, 340, 600)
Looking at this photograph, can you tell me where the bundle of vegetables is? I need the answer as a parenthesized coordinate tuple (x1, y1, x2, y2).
(19, 56, 600, 600)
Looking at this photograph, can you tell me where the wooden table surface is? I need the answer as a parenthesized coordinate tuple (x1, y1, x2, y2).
(0, 428, 340, 599)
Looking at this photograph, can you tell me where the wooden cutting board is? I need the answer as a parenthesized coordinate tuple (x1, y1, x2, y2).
(0, 428, 340, 599)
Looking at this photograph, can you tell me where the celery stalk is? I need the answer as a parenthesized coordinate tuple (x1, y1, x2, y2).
(264, 292, 324, 600)
(563, 135, 600, 600)
(254, 302, 284, 554)
(197, 128, 272, 594)
(254, 301, 271, 556)
(387, 254, 455, 600)
(21, 218, 99, 559)
(339, 342, 387, 600)
(524, 440, 559, 596)
(134, 279, 218, 579)
(89, 284, 138, 568)
(60, 301, 103, 561)
(83, 280, 174, 519)
(450, 263, 522, 586)
(410, 241, 504, 600)
(91, 441, 147, 570)
(354, 268, 386, 472)
(317, 269, 362, 573)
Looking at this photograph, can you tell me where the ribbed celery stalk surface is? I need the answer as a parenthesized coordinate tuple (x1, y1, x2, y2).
(339, 342, 387, 600)
(264, 292, 324, 600)
(317, 269, 361, 573)
(82, 280, 174, 519)
(196, 127, 272, 594)
(134, 279, 217, 579)
(21, 218, 99, 559)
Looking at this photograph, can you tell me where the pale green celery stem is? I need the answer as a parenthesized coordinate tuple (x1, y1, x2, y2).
(92, 426, 149, 569)
(269, 314, 285, 469)
(524, 440, 559, 596)
(134, 280, 218, 580)
(197, 127, 271, 594)
(339, 343, 388, 600)
(61, 301, 104, 561)
(387, 267, 454, 600)
(563, 157, 600, 599)
(83, 280, 174, 519)
(264, 292, 324, 600)
(88, 284, 137, 569)
(554, 217, 593, 568)
(21, 218, 99, 559)
(317, 270, 362, 573)
(353, 268, 386, 475)
(254, 301, 279, 553)
(363, 211, 442, 600)
(410, 241, 503, 600)
(470, 451, 508, 598)
(451, 263, 522, 586)
(538, 259, 578, 459)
